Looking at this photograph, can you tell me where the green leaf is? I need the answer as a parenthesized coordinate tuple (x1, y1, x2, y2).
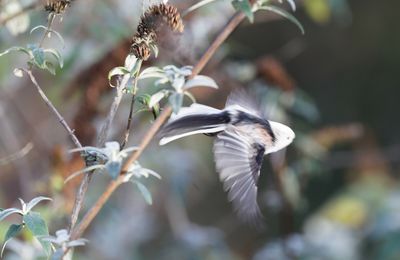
(23, 212, 51, 256)
(44, 61, 56, 75)
(232, 0, 254, 23)
(1, 224, 24, 257)
(30, 25, 65, 47)
(0, 208, 23, 221)
(259, 5, 305, 34)
(0, 46, 31, 58)
(149, 90, 168, 108)
(139, 66, 166, 80)
(169, 93, 184, 114)
(25, 196, 52, 214)
(108, 67, 130, 87)
(32, 47, 45, 67)
(183, 75, 219, 89)
(44, 49, 64, 68)
(131, 180, 153, 205)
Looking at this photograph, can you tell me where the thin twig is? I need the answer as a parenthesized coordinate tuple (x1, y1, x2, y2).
(120, 93, 136, 149)
(70, 10, 246, 240)
(38, 13, 55, 48)
(0, 142, 33, 166)
(120, 62, 142, 149)
(0, 2, 41, 26)
(23, 69, 83, 149)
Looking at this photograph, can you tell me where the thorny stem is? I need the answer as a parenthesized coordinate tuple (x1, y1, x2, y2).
(70, 10, 246, 241)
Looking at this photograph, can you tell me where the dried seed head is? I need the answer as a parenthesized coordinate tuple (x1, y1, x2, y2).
(130, 3, 184, 60)
(130, 41, 152, 61)
(44, 0, 72, 14)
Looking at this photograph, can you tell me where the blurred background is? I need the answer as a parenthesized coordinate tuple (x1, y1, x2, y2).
(1, 0, 400, 259)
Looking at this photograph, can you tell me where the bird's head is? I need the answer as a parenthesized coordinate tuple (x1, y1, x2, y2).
(266, 121, 295, 154)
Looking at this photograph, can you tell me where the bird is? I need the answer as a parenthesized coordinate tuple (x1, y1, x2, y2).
(158, 90, 295, 225)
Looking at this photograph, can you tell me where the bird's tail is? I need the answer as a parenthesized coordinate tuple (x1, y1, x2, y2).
(159, 104, 230, 145)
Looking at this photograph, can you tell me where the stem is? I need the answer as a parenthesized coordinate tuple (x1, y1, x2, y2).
(120, 62, 142, 149)
(39, 13, 55, 48)
(24, 69, 83, 149)
(70, 10, 246, 240)
(120, 93, 136, 149)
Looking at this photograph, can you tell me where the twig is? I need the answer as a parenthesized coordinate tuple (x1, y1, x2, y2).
(70, 10, 246, 240)
(0, 142, 33, 166)
(68, 67, 133, 232)
(23, 69, 83, 149)
(38, 13, 55, 48)
(120, 93, 136, 149)
(0, 2, 41, 26)
(120, 61, 142, 149)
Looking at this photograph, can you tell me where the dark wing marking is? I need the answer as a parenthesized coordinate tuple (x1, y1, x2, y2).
(213, 126, 266, 225)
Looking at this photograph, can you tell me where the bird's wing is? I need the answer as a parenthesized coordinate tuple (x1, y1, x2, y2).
(213, 125, 266, 225)
(225, 89, 262, 117)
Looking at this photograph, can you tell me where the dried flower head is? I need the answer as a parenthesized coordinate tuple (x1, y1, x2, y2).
(44, 0, 72, 14)
(130, 3, 184, 60)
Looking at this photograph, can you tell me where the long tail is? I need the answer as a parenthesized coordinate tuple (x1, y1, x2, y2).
(159, 104, 230, 145)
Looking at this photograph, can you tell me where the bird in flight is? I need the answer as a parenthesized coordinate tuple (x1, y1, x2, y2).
(158, 90, 295, 225)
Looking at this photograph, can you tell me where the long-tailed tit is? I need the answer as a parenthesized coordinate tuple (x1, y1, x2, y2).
(158, 91, 295, 225)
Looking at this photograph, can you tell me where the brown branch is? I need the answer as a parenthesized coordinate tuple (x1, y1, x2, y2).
(70, 10, 246, 240)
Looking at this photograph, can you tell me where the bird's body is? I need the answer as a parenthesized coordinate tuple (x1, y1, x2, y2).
(159, 91, 295, 225)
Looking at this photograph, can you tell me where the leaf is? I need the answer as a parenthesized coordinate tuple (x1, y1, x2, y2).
(0, 46, 31, 58)
(183, 75, 219, 89)
(139, 66, 166, 80)
(32, 47, 45, 67)
(51, 249, 64, 260)
(182, 0, 219, 16)
(44, 61, 56, 75)
(23, 212, 51, 256)
(131, 180, 153, 205)
(1, 224, 24, 257)
(124, 54, 138, 69)
(232, 0, 254, 23)
(108, 66, 130, 87)
(259, 5, 305, 34)
(64, 164, 105, 184)
(169, 93, 184, 114)
(148, 90, 168, 108)
(0, 208, 22, 221)
(43, 49, 64, 68)
(30, 25, 65, 47)
(25, 196, 52, 214)
(278, 0, 296, 11)
(184, 92, 196, 103)
(106, 161, 122, 180)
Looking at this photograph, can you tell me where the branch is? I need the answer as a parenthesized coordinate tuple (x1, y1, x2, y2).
(24, 69, 83, 149)
(70, 10, 246, 240)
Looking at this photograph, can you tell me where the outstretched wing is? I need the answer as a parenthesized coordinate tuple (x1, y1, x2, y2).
(213, 126, 266, 225)
(225, 89, 263, 117)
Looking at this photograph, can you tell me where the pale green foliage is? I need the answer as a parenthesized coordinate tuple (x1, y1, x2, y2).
(67, 141, 139, 180)
(41, 229, 88, 260)
(0, 44, 64, 75)
(231, 0, 304, 34)
(141, 65, 219, 113)
(0, 197, 52, 257)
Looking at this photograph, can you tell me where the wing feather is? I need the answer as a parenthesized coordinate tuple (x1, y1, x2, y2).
(213, 126, 266, 225)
